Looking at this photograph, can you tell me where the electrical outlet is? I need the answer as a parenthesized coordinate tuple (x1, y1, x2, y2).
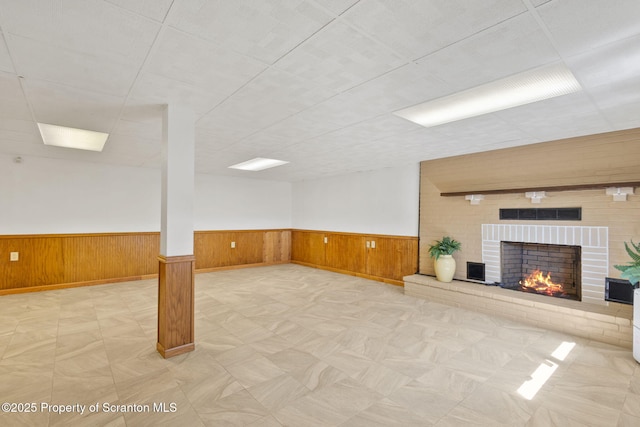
(366, 241, 371, 248)
(10, 252, 19, 261)
(231, 241, 236, 248)
(324, 237, 328, 244)
(371, 240, 376, 249)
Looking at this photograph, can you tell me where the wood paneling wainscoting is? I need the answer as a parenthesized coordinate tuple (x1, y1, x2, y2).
(0, 228, 414, 293)
(0, 232, 160, 293)
(291, 229, 418, 286)
(194, 229, 291, 272)
(0, 230, 291, 294)
(157, 254, 195, 358)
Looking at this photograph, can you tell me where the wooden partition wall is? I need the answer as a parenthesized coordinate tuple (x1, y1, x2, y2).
(291, 229, 418, 285)
(0, 229, 291, 294)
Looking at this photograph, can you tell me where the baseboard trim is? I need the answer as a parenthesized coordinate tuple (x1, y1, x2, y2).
(195, 260, 289, 274)
(0, 261, 291, 296)
(290, 261, 404, 287)
(156, 342, 195, 358)
(0, 274, 159, 296)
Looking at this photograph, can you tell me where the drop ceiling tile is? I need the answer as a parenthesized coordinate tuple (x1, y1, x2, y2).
(598, 100, 640, 130)
(104, 0, 173, 22)
(537, 0, 640, 56)
(110, 119, 161, 143)
(324, 115, 422, 142)
(415, 13, 560, 93)
(166, 0, 334, 64)
(247, 110, 341, 145)
(0, 139, 52, 157)
(530, 0, 552, 7)
(331, 63, 453, 116)
(274, 20, 407, 92)
(495, 92, 612, 141)
(312, 0, 359, 16)
(143, 28, 267, 94)
(97, 134, 161, 167)
(0, 0, 160, 62)
(129, 72, 234, 115)
(197, 67, 336, 139)
(194, 150, 261, 174)
(22, 79, 124, 133)
(342, 0, 526, 60)
(9, 35, 139, 97)
(0, 118, 40, 145)
(0, 73, 31, 119)
(0, 1, 639, 182)
(566, 34, 640, 90)
(0, 32, 14, 73)
(228, 133, 299, 154)
(427, 116, 536, 156)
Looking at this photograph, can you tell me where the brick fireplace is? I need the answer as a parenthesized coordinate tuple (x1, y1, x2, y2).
(482, 224, 608, 305)
(500, 242, 581, 300)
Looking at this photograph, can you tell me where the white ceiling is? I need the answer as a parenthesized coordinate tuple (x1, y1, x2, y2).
(1, 0, 640, 182)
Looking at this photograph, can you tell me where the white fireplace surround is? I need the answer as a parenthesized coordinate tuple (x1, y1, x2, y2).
(482, 224, 609, 305)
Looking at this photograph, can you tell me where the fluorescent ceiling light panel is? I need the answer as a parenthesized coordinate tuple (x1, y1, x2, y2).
(394, 63, 582, 128)
(228, 157, 289, 171)
(38, 123, 109, 152)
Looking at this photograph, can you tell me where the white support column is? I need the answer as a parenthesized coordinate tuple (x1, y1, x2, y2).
(157, 104, 196, 358)
(161, 104, 195, 257)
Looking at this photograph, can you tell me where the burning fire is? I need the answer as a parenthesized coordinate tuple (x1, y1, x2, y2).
(519, 270, 566, 296)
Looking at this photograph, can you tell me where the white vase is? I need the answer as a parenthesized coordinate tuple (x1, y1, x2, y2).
(434, 255, 456, 282)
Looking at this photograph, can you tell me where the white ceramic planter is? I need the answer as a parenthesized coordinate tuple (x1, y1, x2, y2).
(434, 254, 456, 282)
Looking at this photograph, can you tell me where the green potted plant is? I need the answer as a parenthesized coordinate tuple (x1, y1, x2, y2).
(428, 236, 461, 282)
(614, 240, 640, 285)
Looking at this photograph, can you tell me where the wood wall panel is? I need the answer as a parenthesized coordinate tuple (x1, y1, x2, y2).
(0, 237, 64, 289)
(325, 233, 366, 274)
(194, 231, 233, 269)
(1, 229, 290, 293)
(232, 231, 264, 265)
(366, 236, 419, 281)
(0, 233, 158, 291)
(291, 230, 326, 266)
(264, 230, 291, 263)
(291, 229, 418, 285)
(62, 233, 159, 283)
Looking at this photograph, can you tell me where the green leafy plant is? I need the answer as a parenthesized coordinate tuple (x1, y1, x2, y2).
(614, 240, 640, 285)
(428, 236, 461, 260)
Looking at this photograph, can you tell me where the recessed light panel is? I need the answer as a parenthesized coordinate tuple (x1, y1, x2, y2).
(228, 157, 289, 171)
(394, 63, 582, 128)
(37, 123, 109, 152)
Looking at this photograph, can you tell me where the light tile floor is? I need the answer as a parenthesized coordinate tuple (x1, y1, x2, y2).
(0, 264, 638, 426)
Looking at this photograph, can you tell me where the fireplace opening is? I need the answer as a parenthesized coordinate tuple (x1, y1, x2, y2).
(500, 242, 581, 301)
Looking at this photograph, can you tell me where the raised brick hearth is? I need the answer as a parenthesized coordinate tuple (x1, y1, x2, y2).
(404, 274, 632, 348)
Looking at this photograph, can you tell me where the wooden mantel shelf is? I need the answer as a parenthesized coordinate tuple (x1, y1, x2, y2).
(440, 181, 640, 197)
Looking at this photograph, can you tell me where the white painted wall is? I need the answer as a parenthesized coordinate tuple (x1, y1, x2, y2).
(1, 155, 417, 236)
(195, 174, 291, 230)
(0, 155, 291, 234)
(291, 164, 420, 236)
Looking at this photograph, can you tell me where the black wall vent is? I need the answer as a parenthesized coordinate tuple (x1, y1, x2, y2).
(467, 262, 485, 281)
(605, 277, 636, 305)
(499, 208, 581, 221)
